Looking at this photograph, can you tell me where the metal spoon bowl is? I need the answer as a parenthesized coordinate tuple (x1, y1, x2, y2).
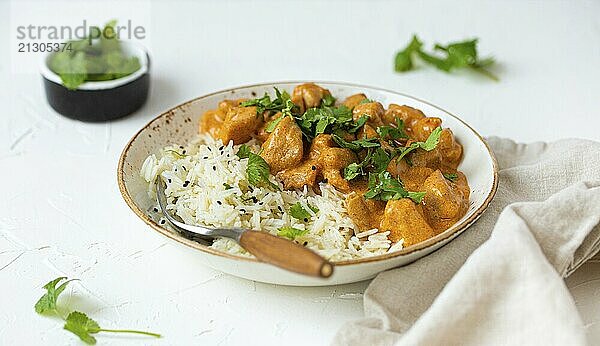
(155, 179, 333, 278)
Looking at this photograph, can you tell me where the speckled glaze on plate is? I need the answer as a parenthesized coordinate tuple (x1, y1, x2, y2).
(117, 81, 498, 286)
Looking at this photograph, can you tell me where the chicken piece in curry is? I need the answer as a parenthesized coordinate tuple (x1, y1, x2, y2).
(199, 83, 470, 247)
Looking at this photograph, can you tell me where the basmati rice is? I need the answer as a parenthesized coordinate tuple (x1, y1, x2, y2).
(140, 134, 403, 261)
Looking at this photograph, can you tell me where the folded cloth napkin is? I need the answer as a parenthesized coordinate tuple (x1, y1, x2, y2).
(333, 137, 600, 346)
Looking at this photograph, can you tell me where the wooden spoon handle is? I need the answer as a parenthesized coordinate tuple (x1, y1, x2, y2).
(238, 231, 334, 278)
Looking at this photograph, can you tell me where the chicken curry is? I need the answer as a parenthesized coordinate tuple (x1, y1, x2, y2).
(199, 83, 470, 247)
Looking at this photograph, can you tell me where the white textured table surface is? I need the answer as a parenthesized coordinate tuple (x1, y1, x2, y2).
(1, 1, 599, 345)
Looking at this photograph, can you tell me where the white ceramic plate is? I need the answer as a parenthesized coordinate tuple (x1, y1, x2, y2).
(118, 81, 498, 286)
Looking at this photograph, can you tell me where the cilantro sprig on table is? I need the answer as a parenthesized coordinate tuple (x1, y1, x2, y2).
(394, 35, 498, 81)
(35, 277, 160, 344)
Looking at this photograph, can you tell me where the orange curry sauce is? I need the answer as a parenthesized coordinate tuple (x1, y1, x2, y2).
(199, 83, 469, 247)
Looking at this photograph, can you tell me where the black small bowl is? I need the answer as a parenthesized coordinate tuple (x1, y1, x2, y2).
(41, 42, 150, 122)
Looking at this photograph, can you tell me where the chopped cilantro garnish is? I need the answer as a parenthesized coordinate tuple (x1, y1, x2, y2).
(247, 153, 279, 190)
(347, 115, 368, 133)
(321, 94, 336, 107)
(289, 202, 319, 220)
(371, 147, 392, 173)
(343, 162, 363, 181)
(358, 98, 376, 105)
(394, 126, 442, 162)
(296, 104, 353, 138)
(236, 145, 279, 190)
(364, 171, 425, 203)
(332, 134, 380, 151)
(265, 114, 284, 133)
(376, 118, 408, 141)
(236, 144, 252, 159)
(277, 226, 308, 240)
(240, 87, 297, 115)
(264, 98, 297, 133)
(443, 173, 458, 182)
(342, 147, 390, 180)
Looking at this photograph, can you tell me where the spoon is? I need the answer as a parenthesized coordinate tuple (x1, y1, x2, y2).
(155, 179, 333, 278)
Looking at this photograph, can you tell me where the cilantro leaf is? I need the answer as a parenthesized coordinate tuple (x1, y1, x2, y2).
(371, 147, 391, 173)
(342, 147, 390, 181)
(395, 126, 442, 162)
(443, 172, 458, 182)
(376, 118, 408, 141)
(421, 126, 443, 150)
(289, 202, 319, 220)
(63, 311, 161, 344)
(236, 144, 252, 159)
(394, 35, 498, 81)
(332, 134, 380, 151)
(321, 94, 336, 107)
(241, 87, 296, 115)
(265, 114, 284, 133)
(35, 277, 161, 343)
(64, 311, 101, 345)
(240, 93, 271, 111)
(281, 99, 295, 117)
(394, 35, 423, 72)
(295, 104, 353, 139)
(264, 99, 296, 133)
(35, 277, 77, 314)
(277, 227, 308, 240)
(417, 49, 453, 71)
(407, 191, 427, 204)
(347, 115, 368, 133)
(358, 98, 376, 105)
(236, 145, 278, 190)
(364, 171, 425, 203)
(315, 115, 335, 135)
(247, 153, 279, 190)
(343, 162, 363, 180)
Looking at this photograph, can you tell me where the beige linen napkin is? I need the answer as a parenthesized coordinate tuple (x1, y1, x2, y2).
(334, 137, 600, 346)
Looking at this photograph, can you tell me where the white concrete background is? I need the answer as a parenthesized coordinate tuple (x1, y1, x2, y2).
(1, 0, 599, 345)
